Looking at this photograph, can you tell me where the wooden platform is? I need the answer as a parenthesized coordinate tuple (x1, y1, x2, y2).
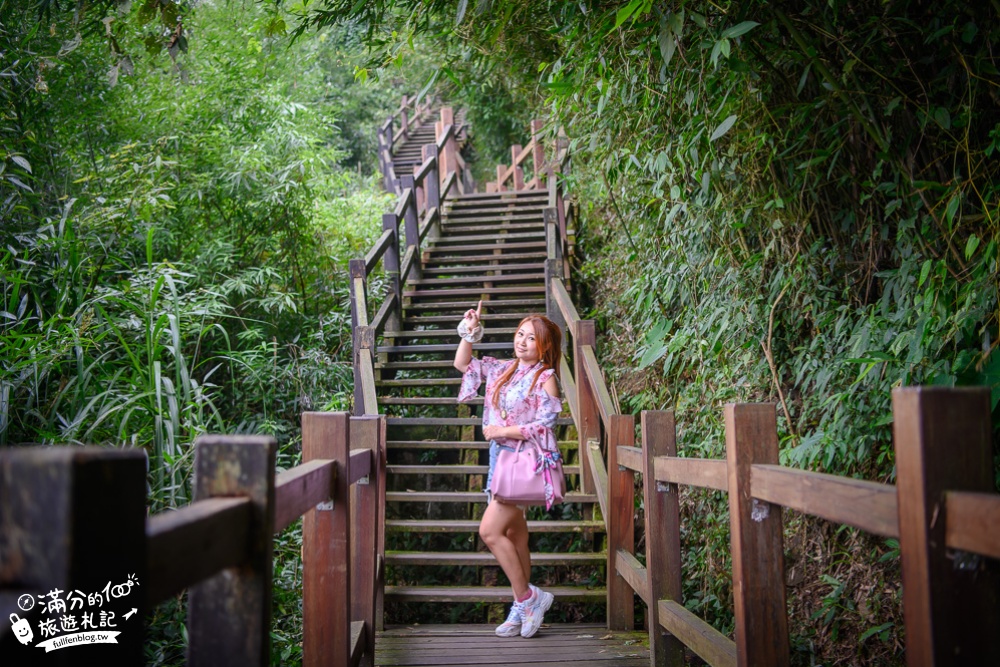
(375, 624, 649, 666)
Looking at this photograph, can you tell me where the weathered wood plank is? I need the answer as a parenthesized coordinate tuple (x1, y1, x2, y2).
(188, 435, 277, 667)
(350, 415, 381, 667)
(617, 445, 642, 472)
(657, 600, 737, 667)
(147, 498, 252, 605)
(364, 229, 394, 275)
(654, 456, 728, 492)
(302, 413, 351, 667)
(893, 387, 999, 666)
(615, 549, 648, 604)
(273, 459, 335, 534)
(725, 404, 789, 667)
(580, 345, 614, 429)
(945, 490, 1000, 560)
(608, 415, 636, 630)
(642, 410, 685, 667)
(588, 440, 608, 523)
(551, 277, 581, 327)
(751, 464, 898, 538)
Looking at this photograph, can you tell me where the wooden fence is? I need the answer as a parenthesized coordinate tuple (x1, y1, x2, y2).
(376, 94, 435, 193)
(0, 413, 387, 667)
(551, 273, 1000, 665)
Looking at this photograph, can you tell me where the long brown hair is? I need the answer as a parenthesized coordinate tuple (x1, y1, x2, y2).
(491, 315, 562, 409)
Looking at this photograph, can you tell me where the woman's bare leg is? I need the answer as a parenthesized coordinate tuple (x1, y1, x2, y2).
(480, 500, 531, 598)
(506, 509, 531, 589)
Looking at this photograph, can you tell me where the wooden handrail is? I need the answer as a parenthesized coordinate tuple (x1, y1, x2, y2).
(441, 170, 457, 199)
(349, 448, 372, 485)
(752, 464, 899, 538)
(418, 206, 438, 243)
(551, 279, 580, 328)
(371, 292, 397, 335)
(580, 345, 614, 427)
(399, 245, 416, 284)
(658, 600, 737, 667)
(615, 549, 648, 605)
(945, 490, 1000, 560)
(358, 348, 378, 416)
(587, 438, 608, 522)
(559, 356, 579, 427)
(654, 456, 728, 492)
(364, 229, 394, 276)
(274, 459, 336, 533)
(413, 154, 436, 185)
(147, 497, 253, 606)
(393, 187, 414, 219)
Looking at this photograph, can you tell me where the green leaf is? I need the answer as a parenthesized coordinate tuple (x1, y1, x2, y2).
(945, 193, 960, 227)
(455, 0, 468, 25)
(10, 155, 31, 173)
(721, 21, 759, 39)
(614, 0, 643, 29)
(918, 259, 932, 287)
(658, 25, 675, 67)
(710, 115, 737, 142)
(965, 234, 980, 260)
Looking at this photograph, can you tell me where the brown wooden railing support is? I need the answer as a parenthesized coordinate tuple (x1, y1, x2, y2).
(188, 435, 277, 667)
(381, 213, 402, 333)
(725, 403, 789, 667)
(608, 414, 636, 630)
(302, 412, 351, 667)
(399, 176, 421, 282)
(574, 321, 597, 496)
(544, 207, 567, 354)
(375, 415, 388, 632)
(893, 387, 1000, 666)
(0, 447, 147, 662)
(641, 411, 684, 667)
(440, 107, 456, 181)
(350, 415, 384, 667)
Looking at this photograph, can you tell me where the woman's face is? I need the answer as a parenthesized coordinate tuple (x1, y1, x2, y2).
(514, 320, 539, 365)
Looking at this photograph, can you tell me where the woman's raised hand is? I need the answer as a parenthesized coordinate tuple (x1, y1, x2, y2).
(463, 300, 483, 331)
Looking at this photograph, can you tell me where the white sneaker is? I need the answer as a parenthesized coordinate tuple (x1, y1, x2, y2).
(495, 601, 523, 637)
(519, 586, 554, 638)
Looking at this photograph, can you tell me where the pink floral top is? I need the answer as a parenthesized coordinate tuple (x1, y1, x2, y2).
(458, 356, 562, 453)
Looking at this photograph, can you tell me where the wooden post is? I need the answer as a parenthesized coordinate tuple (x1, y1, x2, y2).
(511, 145, 524, 190)
(422, 144, 441, 244)
(349, 258, 368, 415)
(574, 321, 597, 495)
(641, 411, 684, 667)
(544, 208, 567, 354)
(893, 387, 999, 666)
(400, 95, 409, 139)
(441, 107, 456, 186)
(607, 414, 636, 630)
(354, 326, 376, 416)
(496, 164, 506, 192)
(725, 403, 789, 667)
(381, 213, 401, 333)
(375, 415, 388, 632)
(302, 412, 351, 667)
(0, 447, 147, 664)
(351, 415, 381, 667)
(531, 119, 545, 181)
(400, 175, 421, 282)
(188, 435, 277, 667)
(413, 164, 425, 214)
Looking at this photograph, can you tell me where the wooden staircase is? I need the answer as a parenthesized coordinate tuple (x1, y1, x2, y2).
(376, 188, 605, 622)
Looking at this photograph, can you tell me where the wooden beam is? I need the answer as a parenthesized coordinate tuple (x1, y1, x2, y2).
(575, 321, 599, 495)
(550, 277, 581, 327)
(349, 448, 372, 486)
(615, 549, 648, 604)
(642, 411, 684, 667)
(588, 439, 608, 524)
(364, 229, 393, 275)
(893, 387, 999, 666)
(273, 460, 336, 534)
(350, 416, 382, 667)
(725, 404, 789, 667)
(658, 600, 737, 667)
(607, 414, 635, 630)
(303, 412, 352, 667)
(581, 345, 615, 429)
(147, 498, 252, 605)
(654, 456, 728, 492)
(617, 445, 642, 472)
(945, 490, 1000, 560)
(751, 464, 898, 537)
(188, 435, 277, 667)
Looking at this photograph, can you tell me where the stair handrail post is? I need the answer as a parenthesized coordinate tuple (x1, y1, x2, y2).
(725, 403, 790, 667)
(544, 207, 567, 355)
(641, 411, 685, 667)
(188, 435, 277, 667)
(400, 94, 409, 140)
(348, 258, 369, 415)
(399, 174, 421, 282)
(302, 412, 352, 667)
(440, 107, 457, 189)
(607, 413, 636, 631)
(350, 414, 384, 667)
(511, 144, 524, 190)
(374, 416, 388, 632)
(413, 164, 426, 215)
(423, 144, 442, 243)
(531, 119, 545, 187)
(0, 447, 147, 662)
(381, 213, 402, 333)
(574, 321, 598, 496)
(892, 387, 1000, 666)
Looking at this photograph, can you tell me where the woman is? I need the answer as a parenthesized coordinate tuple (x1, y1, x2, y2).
(453, 301, 564, 639)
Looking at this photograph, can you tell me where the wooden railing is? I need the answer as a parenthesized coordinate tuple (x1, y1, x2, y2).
(0, 413, 387, 667)
(551, 275, 1000, 664)
(353, 104, 470, 415)
(377, 94, 436, 193)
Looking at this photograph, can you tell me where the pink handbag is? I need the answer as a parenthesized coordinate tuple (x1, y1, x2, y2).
(490, 442, 565, 508)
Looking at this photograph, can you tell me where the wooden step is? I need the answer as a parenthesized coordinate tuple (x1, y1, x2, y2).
(400, 298, 545, 311)
(442, 213, 546, 226)
(419, 263, 545, 275)
(385, 490, 595, 504)
(403, 287, 544, 299)
(385, 551, 602, 566)
(431, 231, 544, 244)
(401, 314, 532, 325)
(376, 360, 459, 369)
(451, 190, 549, 203)
(383, 585, 605, 602)
(387, 440, 490, 450)
(441, 223, 545, 235)
(443, 203, 547, 215)
(424, 241, 546, 254)
(423, 252, 547, 265)
(380, 396, 482, 406)
(376, 378, 463, 387)
(385, 417, 574, 426)
(383, 328, 517, 338)
(386, 519, 605, 533)
(407, 274, 544, 285)
(376, 342, 513, 354)
(387, 464, 581, 475)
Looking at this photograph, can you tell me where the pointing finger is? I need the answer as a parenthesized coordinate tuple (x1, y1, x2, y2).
(476, 300, 482, 317)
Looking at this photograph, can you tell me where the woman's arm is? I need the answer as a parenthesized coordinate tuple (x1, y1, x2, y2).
(453, 300, 482, 373)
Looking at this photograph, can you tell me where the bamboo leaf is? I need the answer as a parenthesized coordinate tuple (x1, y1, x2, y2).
(710, 114, 737, 142)
(614, 0, 643, 29)
(721, 21, 759, 39)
